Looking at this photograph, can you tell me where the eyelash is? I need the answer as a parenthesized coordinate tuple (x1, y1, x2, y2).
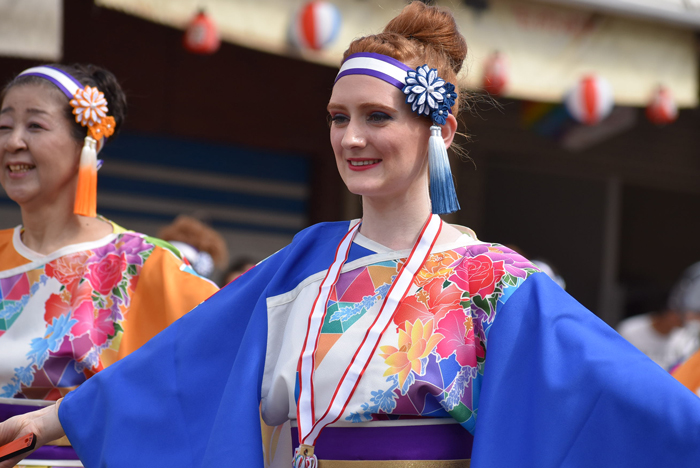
(328, 112, 391, 126)
(329, 114, 348, 126)
(367, 112, 391, 123)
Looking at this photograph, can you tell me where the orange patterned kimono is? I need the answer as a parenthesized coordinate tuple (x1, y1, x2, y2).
(0, 219, 218, 400)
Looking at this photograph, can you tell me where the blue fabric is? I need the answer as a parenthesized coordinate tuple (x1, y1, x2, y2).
(59, 222, 358, 467)
(58, 227, 700, 467)
(473, 273, 700, 467)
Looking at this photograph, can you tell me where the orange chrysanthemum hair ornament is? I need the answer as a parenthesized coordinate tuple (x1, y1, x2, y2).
(18, 66, 115, 217)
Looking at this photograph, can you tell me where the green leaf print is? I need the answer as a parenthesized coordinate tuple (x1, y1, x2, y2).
(448, 402, 473, 424)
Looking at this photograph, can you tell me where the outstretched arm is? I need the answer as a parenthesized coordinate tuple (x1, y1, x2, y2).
(0, 401, 64, 467)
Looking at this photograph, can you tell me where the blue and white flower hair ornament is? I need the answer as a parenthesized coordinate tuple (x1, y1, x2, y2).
(404, 65, 457, 125)
(335, 53, 460, 214)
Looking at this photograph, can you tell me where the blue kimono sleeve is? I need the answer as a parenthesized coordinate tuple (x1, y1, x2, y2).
(58, 263, 269, 466)
(57, 221, 357, 467)
(472, 273, 700, 467)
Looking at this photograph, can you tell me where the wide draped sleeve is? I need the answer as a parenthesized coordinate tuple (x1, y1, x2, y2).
(472, 272, 700, 467)
(58, 222, 355, 467)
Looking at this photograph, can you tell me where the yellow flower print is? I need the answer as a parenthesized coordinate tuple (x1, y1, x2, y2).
(380, 318, 444, 389)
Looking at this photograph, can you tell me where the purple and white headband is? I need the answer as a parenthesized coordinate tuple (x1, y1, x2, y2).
(334, 52, 461, 215)
(335, 52, 458, 125)
(18, 66, 83, 100)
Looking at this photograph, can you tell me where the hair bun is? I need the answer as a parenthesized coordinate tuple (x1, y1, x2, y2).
(383, 1, 467, 75)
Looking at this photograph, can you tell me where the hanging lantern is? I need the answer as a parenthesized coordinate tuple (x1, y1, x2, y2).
(482, 51, 508, 96)
(564, 74, 614, 125)
(646, 86, 678, 125)
(183, 10, 220, 55)
(290, 1, 341, 51)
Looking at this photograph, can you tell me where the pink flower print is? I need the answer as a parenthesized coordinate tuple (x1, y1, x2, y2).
(70, 301, 114, 347)
(394, 278, 463, 331)
(468, 244, 534, 279)
(435, 309, 483, 367)
(380, 318, 444, 389)
(86, 252, 127, 296)
(449, 254, 506, 298)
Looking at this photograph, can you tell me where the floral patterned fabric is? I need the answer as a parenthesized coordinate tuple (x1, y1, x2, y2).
(54, 220, 700, 467)
(341, 244, 536, 432)
(262, 235, 538, 437)
(0, 222, 218, 401)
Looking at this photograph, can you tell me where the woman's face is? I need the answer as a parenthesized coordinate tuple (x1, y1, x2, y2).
(328, 74, 431, 205)
(0, 84, 81, 208)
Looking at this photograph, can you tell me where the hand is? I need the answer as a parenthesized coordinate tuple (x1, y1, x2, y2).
(0, 401, 65, 467)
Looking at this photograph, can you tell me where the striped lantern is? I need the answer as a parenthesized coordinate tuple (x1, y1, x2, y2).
(183, 11, 220, 55)
(646, 86, 678, 125)
(482, 51, 509, 96)
(291, 1, 341, 51)
(564, 75, 614, 125)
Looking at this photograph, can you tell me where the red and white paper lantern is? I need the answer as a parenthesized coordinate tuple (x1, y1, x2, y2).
(291, 1, 341, 51)
(183, 11, 220, 55)
(646, 86, 678, 125)
(564, 75, 614, 125)
(482, 52, 509, 96)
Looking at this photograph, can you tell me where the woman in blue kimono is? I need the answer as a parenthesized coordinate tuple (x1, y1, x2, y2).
(1, 2, 699, 467)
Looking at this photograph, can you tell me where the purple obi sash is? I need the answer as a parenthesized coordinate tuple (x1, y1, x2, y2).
(0, 400, 80, 461)
(291, 422, 473, 460)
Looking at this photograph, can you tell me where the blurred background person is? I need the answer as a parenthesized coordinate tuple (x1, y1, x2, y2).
(222, 256, 256, 285)
(0, 62, 218, 461)
(673, 348, 700, 396)
(617, 286, 685, 370)
(665, 261, 700, 370)
(4, 0, 698, 337)
(2, 3, 699, 467)
(157, 214, 229, 282)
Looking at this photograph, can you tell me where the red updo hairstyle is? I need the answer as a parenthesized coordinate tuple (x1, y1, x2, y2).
(342, 1, 468, 116)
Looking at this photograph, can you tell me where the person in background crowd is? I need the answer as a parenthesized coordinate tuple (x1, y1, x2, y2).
(158, 214, 229, 281)
(0, 63, 218, 463)
(530, 258, 566, 290)
(503, 246, 566, 290)
(617, 296, 684, 370)
(673, 347, 700, 397)
(666, 261, 700, 369)
(223, 256, 256, 285)
(1, 3, 699, 468)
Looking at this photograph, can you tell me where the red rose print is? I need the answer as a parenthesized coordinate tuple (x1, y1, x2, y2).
(450, 255, 507, 298)
(86, 253, 127, 296)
